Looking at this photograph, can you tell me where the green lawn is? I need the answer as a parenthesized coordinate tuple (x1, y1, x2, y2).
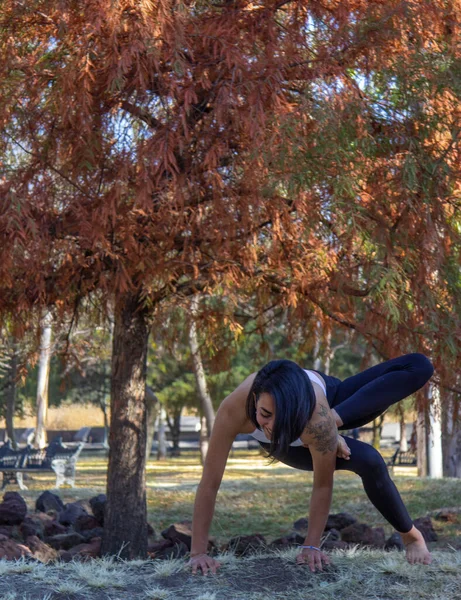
(18, 450, 461, 546)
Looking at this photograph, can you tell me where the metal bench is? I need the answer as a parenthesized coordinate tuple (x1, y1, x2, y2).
(386, 448, 417, 470)
(0, 438, 84, 490)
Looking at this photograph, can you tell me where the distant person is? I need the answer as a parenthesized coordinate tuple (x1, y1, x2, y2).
(189, 354, 434, 575)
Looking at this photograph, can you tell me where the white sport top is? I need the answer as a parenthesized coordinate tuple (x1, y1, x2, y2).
(250, 370, 327, 447)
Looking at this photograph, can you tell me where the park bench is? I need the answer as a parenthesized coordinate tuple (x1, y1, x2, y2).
(0, 438, 84, 490)
(386, 448, 417, 470)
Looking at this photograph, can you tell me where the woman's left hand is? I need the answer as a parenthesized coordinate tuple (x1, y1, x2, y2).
(336, 434, 351, 460)
(296, 547, 330, 572)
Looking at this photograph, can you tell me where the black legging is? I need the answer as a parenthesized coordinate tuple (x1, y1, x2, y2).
(263, 354, 434, 533)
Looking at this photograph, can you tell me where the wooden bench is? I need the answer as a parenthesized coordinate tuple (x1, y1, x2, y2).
(0, 438, 84, 490)
(386, 448, 417, 470)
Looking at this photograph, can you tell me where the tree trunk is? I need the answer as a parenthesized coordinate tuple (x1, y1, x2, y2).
(427, 383, 443, 478)
(166, 410, 182, 457)
(99, 398, 109, 448)
(34, 313, 52, 449)
(443, 389, 461, 477)
(323, 329, 332, 375)
(145, 385, 158, 461)
(101, 292, 149, 559)
(199, 414, 209, 464)
(416, 390, 428, 477)
(312, 320, 322, 371)
(4, 342, 18, 449)
(189, 296, 215, 437)
(157, 405, 167, 460)
(398, 405, 408, 452)
(372, 414, 384, 450)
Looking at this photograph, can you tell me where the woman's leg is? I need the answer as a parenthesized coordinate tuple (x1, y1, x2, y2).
(275, 439, 412, 532)
(330, 354, 434, 429)
(273, 439, 431, 563)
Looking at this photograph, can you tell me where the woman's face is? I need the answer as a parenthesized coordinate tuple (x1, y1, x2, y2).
(255, 392, 275, 439)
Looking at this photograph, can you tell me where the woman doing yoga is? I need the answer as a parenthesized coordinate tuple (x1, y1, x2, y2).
(189, 353, 434, 575)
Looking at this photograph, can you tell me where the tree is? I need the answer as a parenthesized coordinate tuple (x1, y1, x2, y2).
(1, 1, 461, 557)
(188, 296, 215, 462)
(34, 313, 53, 449)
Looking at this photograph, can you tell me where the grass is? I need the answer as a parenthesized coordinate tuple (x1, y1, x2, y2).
(3, 547, 460, 600)
(17, 450, 461, 545)
(3, 449, 460, 600)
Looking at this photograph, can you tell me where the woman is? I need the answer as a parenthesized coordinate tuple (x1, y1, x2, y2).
(189, 353, 434, 575)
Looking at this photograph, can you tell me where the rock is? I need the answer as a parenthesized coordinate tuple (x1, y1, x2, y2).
(80, 527, 104, 542)
(89, 495, 106, 526)
(324, 528, 340, 542)
(25, 536, 58, 563)
(321, 540, 350, 551)
(68, 537, 101, 560)
(36, 491, 64, 514)
(0, 537, 32, 560)
(269, 532, 305, 549)
(413, 517, 438, 542)
(46, 532, 86, 551)
(59, 502, 88, 527)
(74, 515, 101, 533)
(340, 523, 385, 548)
(20, 516, 46, 540)
(226, 534, 266, 556)
(0, 492, 28, 525)
(325, 513, 357, 531)
(384, 532, 404, 551)
(43, 520, 67, 538)
(147, 539, 189, 560)
(31, 511, 66, 537)
(434, 509, 459, 523)
(293, 518, 309, 533)
(58, 550, 73, 562)
(161, 522, 193, 550)
(0, 526, 13, 538)
(74, 499, 93, 515)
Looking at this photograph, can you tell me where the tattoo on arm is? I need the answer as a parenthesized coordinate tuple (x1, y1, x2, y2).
(304, 406, 337, 455)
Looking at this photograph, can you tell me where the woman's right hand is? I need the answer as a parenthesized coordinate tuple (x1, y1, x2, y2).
(189, 553, 221, 575)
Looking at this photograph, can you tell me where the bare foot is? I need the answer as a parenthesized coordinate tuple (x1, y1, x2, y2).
(400, 526, 432, 565)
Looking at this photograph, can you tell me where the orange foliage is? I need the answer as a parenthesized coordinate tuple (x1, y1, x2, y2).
(0, 0, 460, 385)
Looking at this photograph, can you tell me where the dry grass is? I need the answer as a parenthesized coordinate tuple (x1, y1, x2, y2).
(11, 403, 105, 430)
(1, 548, 460, 600)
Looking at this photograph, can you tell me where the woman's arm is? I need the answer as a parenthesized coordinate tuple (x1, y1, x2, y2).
(190, 405, 236, 558)
(190, 374, 255, 574)
(299, 402, 338, 572)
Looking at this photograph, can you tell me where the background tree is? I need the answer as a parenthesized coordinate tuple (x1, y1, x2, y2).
(1, 0, 461, 556)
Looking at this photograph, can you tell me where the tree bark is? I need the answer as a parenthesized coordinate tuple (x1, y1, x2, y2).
(4, 342, 18, 449)
(427, 383, 443, 478)
(34, 313, 52, 449)
(166, 409, 182, 457)
(313, 320, 322, 371)
(145, 385, 158, 461)
(199, 414, 209, 465)
(398, 405, 408, 452)
(371, 414, 384, 450)
(101, 292, 149, 559)
(157, 405, 168, 460)
(443, 389, 461, 477)
(189, 296, 215, 441)
(416, 390, 428, 477)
